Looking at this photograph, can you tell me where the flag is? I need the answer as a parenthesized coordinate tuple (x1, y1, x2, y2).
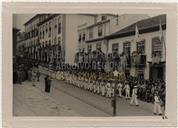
(159, 19, 166, 58)
(134, 25, 140, 43)
(159, 20, 163, 41)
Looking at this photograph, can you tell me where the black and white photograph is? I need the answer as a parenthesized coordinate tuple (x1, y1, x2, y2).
(13, 13, 167, 117)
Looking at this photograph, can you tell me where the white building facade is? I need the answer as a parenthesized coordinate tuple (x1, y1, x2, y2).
(106, 15, 166, 80)
(76, 14, 166, 80)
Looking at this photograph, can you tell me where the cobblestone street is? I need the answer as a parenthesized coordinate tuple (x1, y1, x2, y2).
(13, 75, 159, 116)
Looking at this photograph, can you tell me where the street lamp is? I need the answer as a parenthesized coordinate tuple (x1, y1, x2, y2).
(112, 69, 119, 116)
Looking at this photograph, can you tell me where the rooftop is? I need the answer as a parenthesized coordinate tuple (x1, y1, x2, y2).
(106, 14, 166, 39)
(24, 14, 41, 26)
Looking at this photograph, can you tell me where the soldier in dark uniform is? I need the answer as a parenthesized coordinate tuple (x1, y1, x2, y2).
(45, 75, 52, 93)
(36, 70, 40, 82)
(46, 76, 52, 93)
(45, 75, 49, 92)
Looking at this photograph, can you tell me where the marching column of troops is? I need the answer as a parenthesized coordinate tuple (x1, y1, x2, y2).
(13, 62, 165, 115)
(58, 70, 165, 115)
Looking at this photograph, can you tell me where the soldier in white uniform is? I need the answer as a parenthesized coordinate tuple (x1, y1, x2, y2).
(89, 81, 94, 92)
(93, 81, 97, 93)
(111, 82, 115, 97)
(101, 83, 106, 96)
(124, 82, 130, 99)
(117, 82, 123, 97)
(105, 81, 111, 97)
(130, 86, 139, 106)
(96, 81, 101, 94)
(153, 92, 162, 115)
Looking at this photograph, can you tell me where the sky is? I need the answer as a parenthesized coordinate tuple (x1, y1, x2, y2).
(13, 14, 158, 32)
(13, 14, 36, 31)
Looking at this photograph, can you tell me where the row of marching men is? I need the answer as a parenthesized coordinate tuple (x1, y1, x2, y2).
(64, 72, 164, 116)
(65, 74, 131, 99)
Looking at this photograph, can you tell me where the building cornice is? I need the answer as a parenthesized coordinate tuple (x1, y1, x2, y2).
(37, 14, 59, 26)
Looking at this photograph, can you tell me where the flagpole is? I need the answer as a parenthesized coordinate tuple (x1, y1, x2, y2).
(159, 18, 166, 60)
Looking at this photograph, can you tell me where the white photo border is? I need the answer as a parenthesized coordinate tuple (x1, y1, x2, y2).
(2, 2, 177, 128)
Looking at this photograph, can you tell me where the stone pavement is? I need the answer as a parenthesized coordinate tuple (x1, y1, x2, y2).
(13, 83, 79, 116)
(13, 79, 109, 116)
(50, 78, 156, 116)
(14, 74, 163, 116)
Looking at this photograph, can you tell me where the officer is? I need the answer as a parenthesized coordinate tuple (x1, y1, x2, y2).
(130, 86, 139, 106)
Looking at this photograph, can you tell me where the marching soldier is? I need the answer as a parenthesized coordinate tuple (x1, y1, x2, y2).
(123, 82, 130, 99)
(106, 81, 112, 98)
(89, 80, 93, 92)
(93, 81, 97, 93)
(101, 82, 106, 96)
(111, 82, 115, 97)
(130, 86, 139, 106)
(153, 91, 162, 115)
(117, 82, 123, 97)
(96, 81, 101, 94)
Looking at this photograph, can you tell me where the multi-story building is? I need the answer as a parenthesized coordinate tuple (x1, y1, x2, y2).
(22, 14, 96, 68)
(37, 14, 97, 68)
(13, 28, 20, 57)
(78, 14, 149, 54)
(76, 14, 166, 80)
(24, 14, 40, 60)
(76, 14, 149, 71)
(16, 31, 26, 57)
(106, 14, 166, 80)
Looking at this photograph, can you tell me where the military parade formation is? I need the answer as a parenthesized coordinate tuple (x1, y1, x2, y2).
(13, 56, 165, 116)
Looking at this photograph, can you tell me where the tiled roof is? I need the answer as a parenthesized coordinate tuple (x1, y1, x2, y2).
(24, 14, 40, 26)
(106, 14, 166, 39)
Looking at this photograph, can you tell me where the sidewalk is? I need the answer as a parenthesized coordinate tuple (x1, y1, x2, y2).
(13, 79, 110, 116)
(13, 82, 79, 116)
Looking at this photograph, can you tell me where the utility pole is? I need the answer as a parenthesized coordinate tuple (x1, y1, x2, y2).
(112, 69, 119, 116)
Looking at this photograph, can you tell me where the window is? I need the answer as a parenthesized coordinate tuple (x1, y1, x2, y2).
(78, 34, 82, 42)
(98, 25, 103, 37)
(46, 23, 48, 32)
(137, 40, 145, 54)
(42, 25, 44, 38)
(152, 37, 162, 57)
(49, 40, 51, 45)
(123, 42, 131, 55)
(54, 37, 56, 44)
(35, 29, 38, 36)
(89, 28, 93, 39)
(101, 16, 107, 21)
(112, 43, 119, 53)
(58, 23, 61, 34)
(96, 42, 101, 50)
(39, 32, 41, 39)
(82, 33, 85, 41)
(87, 45, 92, 52)
(58, 37, 61, 45)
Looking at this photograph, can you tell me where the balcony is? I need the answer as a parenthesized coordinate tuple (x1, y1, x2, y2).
(131, 54, 146, 68)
